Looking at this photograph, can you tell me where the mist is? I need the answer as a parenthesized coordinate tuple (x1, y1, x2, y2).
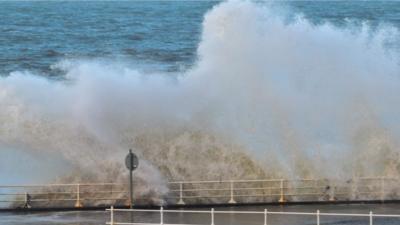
(0, 0, 400, 196)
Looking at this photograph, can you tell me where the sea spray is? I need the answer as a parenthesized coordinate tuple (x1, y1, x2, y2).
(0, 0, 400, 202)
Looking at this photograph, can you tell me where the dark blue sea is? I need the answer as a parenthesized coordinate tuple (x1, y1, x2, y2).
(1, 1, 399, 77)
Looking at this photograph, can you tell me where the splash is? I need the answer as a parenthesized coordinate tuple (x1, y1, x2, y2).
(1, 0, 400, 200)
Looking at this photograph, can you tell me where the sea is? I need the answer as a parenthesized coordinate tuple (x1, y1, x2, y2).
(1, 0, 399, 77)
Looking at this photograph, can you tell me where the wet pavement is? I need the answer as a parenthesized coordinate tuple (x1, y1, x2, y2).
(1, 204, 400, 225)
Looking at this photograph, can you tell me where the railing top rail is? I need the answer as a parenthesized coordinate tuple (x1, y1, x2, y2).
(168, 177, 399, 184)
(168, 179, 283, 184)
(107, 208, 213, 213)
(107, 223, 202, 225)
(0, 183, 123, 188)
(107, 208, 400, 218)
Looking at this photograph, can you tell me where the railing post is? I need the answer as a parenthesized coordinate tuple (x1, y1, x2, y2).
(75, 184, 83, 208)
(110, 205, 114, 225)
(279, 179, 285, 203)
(177, 182, 185, 205)
(350, 178, 357, 199)
(370, 211, 373, 225)
(160, 207, 164, 225)
(381, 177, 385, 202)
(23, 192, 31, 209)
(329, 180, 335, 201)
(228, 180, 236, 204)
(316, 210, 320, 225)
(264, 209, 268, 225)
(211, 208, 215, 225)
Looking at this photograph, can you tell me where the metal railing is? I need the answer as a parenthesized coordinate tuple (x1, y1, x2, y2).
(167, 177, 400, 205)
(106, 206, 400, 225)
(1, 177, 399, 209)
(0, 183, 129, 209)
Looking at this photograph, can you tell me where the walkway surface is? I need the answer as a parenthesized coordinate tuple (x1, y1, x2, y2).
(2, 204, 400, 225)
